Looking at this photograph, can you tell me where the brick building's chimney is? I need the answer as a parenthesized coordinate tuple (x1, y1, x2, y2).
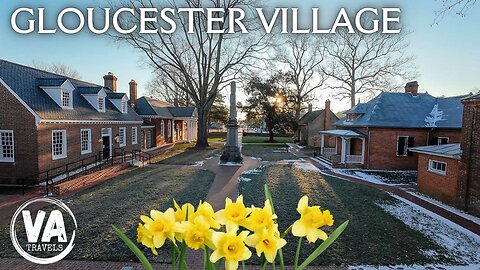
(405, 81, 419, 96)
(129, 80, 138, 107)
(103, 72, 118, 92)
(324, 99, 332, 129)
(308, 104, 313, 112)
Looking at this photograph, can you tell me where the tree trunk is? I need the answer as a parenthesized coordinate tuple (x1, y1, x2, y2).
(350, 84, 356, 108)
(269, 129, 274, 142)
(195, 108, 209, 148)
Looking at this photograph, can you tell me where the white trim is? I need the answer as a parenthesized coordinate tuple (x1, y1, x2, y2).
(0, 130, 15, 163)
(437, 137, 450, 145)
(410, 150, 460, 160)
(138, 115, 174, 120)
(52, 130, 67, 160)
(40, 120, 143, 125)
(0, 78, 41, 124)
(119, 127, 126, 147)
(80, 129, 92, 155)
(428, 159, 447, 176)
(132, 127, 138, 145)
(396, 136, 410, 157)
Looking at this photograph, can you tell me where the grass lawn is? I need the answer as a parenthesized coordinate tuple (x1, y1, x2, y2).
(242, 136, 293, 144)
(242, 143, 297, 161)
(239, 164, 454, 266)
(0, 166, 215, 263)
(152, 140, 223, 165)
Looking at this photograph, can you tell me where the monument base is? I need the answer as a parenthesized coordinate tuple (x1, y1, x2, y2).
(220, 145, 243, 164)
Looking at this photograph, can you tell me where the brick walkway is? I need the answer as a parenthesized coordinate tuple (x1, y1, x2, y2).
(288, 144, 480, 236)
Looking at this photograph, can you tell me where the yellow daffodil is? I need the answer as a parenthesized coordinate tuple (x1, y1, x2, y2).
(214, 195, 250, 230)
(243, 199, 277, 232)
(179, 216, 215, 250)
(190, 201, 221, 229)
(136, 223, 158, 255)
(173, 199, 195, 222)
(292, 196, 334, 243)
(244, 225, 286, 263)
(210, 228, 252, 270)
(141, 208, 178, 248)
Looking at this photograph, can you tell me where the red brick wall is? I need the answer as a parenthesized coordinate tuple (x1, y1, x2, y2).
(417, 154, 460, 206)
(36, 124, 141, 174)
(367, 128, 429, 170)
(150, 118, 172, 146)
(430, 129, 462, 144)
(0, 84, 39, 184)
(459, 99, 480, 216)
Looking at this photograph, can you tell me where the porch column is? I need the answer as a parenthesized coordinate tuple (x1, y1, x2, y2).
(340, 137, 347, 163)
(361, 138, 366, 164)
(320, 134, 325, 155)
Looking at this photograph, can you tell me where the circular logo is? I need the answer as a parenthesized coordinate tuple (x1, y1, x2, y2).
(10, 197, 77, 264)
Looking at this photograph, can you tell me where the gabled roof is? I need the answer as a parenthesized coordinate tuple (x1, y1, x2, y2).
(463, 94, 480, 101)
(409, 144, 461, 159)
(335, 92, 472, 129)
(298, 110, 324, 125)
(0, 59, 142, 123)
(135, 96, 197, 118)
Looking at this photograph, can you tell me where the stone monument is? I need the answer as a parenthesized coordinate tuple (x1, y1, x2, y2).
(220, 81, 243, 164)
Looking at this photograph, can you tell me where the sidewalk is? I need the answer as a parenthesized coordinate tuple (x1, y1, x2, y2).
(288, 144, 480, 236)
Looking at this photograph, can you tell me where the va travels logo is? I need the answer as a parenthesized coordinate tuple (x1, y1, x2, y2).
(10, 197, 77, 264)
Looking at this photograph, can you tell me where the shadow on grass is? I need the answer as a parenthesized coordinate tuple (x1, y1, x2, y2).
(0, 166, 215, 263)
(239, 164, 454, 266)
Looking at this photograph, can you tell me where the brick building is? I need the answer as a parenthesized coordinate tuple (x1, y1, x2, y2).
(410, 144, 461, 206)
(0, 60, 143, 185)
(458, 94, 480, 216)
(319, 81, 471, 170)
(134, 96, 197, 149)
(297, 100, 339, 147)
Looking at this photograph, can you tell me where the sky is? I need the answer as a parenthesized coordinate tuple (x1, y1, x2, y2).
(0, 0, 479, 113)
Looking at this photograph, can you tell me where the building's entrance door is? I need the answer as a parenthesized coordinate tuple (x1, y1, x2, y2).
(101, 128, 112, 160)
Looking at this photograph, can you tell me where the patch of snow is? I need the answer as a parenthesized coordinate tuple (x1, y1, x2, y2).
(294, 144, 305, 149)
(41, 162, 101, 186)
(249, 156, 262, 161)
(219, 162, 243, 166)
(192, 161, 204, 167)
(332, 169, 408, 186)
(425, 104, 446, 128)
(238, 176, 252, 182)
(293, 161, 321, 173)
(406, 191, 480, 226)
(377, 194, 480, 265)
(205, 156, 214, 160)
(242, 167, 263, 175)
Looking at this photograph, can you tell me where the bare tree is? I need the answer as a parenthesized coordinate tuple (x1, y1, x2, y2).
(434, 0, 478, 23)
(111, 0, 269, 147)
(274, 35, 327, 120)
(323, 28, 416, 108)
(147, 72, 192, 106)
(32, 60, 81, 79)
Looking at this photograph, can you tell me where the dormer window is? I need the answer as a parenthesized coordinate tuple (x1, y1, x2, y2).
(121, 100, 127, 113)
(61, 90, 73, 109)
(98, 97, 105, 112)
(346, 114, 359, 122)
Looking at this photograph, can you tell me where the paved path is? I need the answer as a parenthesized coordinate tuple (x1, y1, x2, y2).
(287, 144, 480, 236)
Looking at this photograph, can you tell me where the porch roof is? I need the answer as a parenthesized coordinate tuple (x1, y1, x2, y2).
(409, 144, 461, 159)
(319, 129, 365, 138)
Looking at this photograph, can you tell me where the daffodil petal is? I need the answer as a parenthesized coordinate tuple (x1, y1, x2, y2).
(292, 220, 307, 237)
(153, 234, 167, 248)
(150, 210, 162, 220)
(210, 250, 223, 263)
(225, 260, 239, 270)
(265, 251, 276, 263)
(297, 196, 309, 213)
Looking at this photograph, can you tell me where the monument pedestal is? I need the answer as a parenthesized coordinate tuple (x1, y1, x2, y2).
(220, 82, 243, 164)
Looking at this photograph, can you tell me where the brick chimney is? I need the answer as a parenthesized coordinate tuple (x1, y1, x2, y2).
(103, 72, 118, 92)
(324, 99, 331, 129)
(405, 81, 419, 96)
(308, 104, 313, 112)
(129, 80, 138, 107)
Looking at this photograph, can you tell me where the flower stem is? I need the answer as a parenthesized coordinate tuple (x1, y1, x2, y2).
(294, 237, 303, 269)
(171, 244, 176, 270)
(278, 249, 285, 270)
(242, 261, 246, 270)
(281, 225, 293, 238)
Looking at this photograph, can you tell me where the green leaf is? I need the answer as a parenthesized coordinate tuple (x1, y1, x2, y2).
(264, 184, 276, 214)
(111, 225, 153, 270)
(297, 221, 349, 270)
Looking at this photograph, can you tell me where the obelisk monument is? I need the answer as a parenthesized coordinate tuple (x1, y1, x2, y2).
(220, 81, 243, 164)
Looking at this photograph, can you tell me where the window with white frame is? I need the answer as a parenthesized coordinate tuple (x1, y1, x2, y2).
(0, 130, 14, 162)
(132, 127, 138, 144)
(121, 100, 128, 113)
(119, 127, 126, 147)
(160, 121, 165, 137)
(167, 120, 172, 137)
(428, 160, 447, 175)
(80, 129, 92, 154)
(437, 137, 450, 145)
(52, 130, 67, 160)
(98, 97, 105, 111)
(61, 91, 72, 108)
